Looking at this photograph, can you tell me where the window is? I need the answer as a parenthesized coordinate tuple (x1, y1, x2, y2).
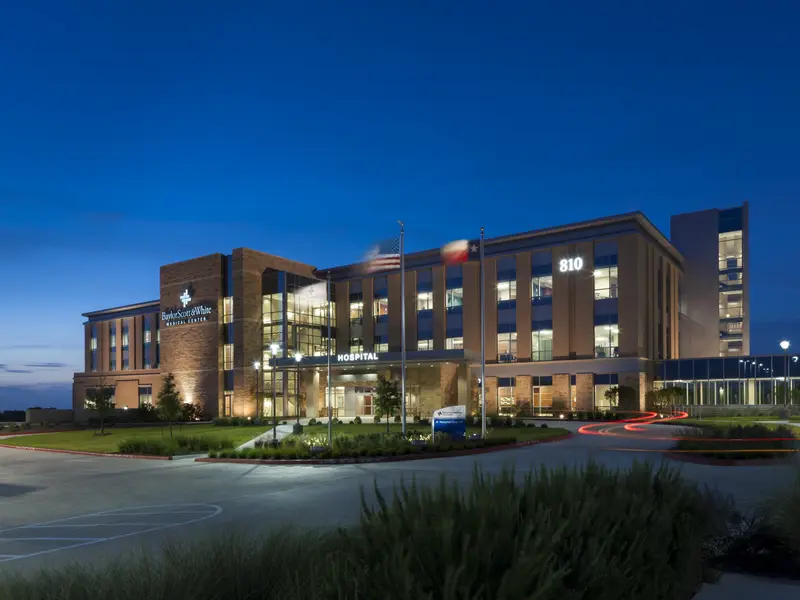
(90, 325, 97, 372)
(143, 329, 151, 344)
(417, 268, 433, 292)
(90, 335, 98, 350)
(594, 266, 619, 299)
(446, 336, 463, 350)
(373, 298, 389, 317)
(110, 325, 116, 348)
(109, 323, 117, 371)
(497, 280, 516, 302)
(417, 291, 433, 311)
(138, 385, 153, 407)
(349, 301, 363, 323)
(445, 265, 463, 288)
(122, 322, 129, 349)
(373, 276, 388, 298)
(594, 324, 619, 358)
(223, 296, 233, 324)
(375, 342, 388, 352)
(497, 332, 517, 362)
(719, 293, 743, 319)
(531, 276, 553, 302)
(223, 343, 234, 370)
(350, 338, 363, 352)
(531, 328, 553, 361)
(417, 339, 433, 351)
(223, 392, 233, 417)
(446, 288, 463, 308)
(497, 256, 516, 282)
(718, 231, 743, 271)
(498, 377, 516, 416)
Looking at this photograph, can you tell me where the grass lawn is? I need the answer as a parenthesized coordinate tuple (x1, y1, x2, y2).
(0, 424, 268, 453)
(301, 422, 568, 442)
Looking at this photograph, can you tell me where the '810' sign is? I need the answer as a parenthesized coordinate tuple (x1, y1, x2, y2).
(559, 257, 584, 272)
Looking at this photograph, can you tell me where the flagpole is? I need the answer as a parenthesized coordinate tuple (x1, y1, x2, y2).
(398, 220, 407, 435)
(327, 270, 332, 448)
(480, 227, 486, 438)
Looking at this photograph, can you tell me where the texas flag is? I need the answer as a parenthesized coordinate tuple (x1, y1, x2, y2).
(440, 239, 481, 265)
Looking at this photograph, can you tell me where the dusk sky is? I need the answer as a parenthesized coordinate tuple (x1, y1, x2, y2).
(1, 1, 799, 407)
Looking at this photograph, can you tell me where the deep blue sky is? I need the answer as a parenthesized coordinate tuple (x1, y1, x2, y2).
(1, 1, 799, 404)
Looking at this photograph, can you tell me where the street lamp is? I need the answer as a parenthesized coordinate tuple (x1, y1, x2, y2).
(270, 343, 280, 442)
(253, 361, 261, 420)
(294, 352, 303, 432)
(781, 340, 791, 405)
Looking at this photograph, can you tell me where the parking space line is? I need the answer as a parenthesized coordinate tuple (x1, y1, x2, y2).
(0, 503, 223, 564)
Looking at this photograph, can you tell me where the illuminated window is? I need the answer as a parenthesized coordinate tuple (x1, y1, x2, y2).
(138, 385, 153, 407)
(498, 377, 516, 416)
(446, 288, 463, 308)
(223, 392, 233, 417)
(594, 266, 618, 299)
(90, 336, 98, 350)
(446, 336, 463, 350)
(594, 325, 619, 358)
(375, 342, 388, 352)
(531, 328, 553, 361)
(223, 343, 234, 370)
(531, 276, 552, 302)
(350, 338, 363, 353)
(143, 330, 151, 343)
(417, 339, 433, 351)
(110, 326, 116, 348)
(373, 298, 389, 317)
(497, 332, 517, 362)
(223, 296, 233, 324)
(497, 280, 516, 302)
(122, 322, 129, 349)
(350, 301, 363, 323)
(417, 291, 433, 311)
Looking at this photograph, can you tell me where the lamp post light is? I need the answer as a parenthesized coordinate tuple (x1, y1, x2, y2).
(270, 343, 280, 443)
(253, 361, 261, 421)
(780, 340, 791, 405)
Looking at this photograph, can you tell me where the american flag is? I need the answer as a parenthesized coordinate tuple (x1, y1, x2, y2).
(364, 238, 401, 273)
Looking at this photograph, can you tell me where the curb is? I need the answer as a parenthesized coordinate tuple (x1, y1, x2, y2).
(666, 451, 798, 467)
(0, 445, 173, 460)
(196, 432, 573, 466)
(0, 429, 77, 437)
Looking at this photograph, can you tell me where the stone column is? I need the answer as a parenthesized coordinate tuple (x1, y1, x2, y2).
(553, 373, 570, 411)
(516, 375, 532, 415)
(576, 373, 594, 411)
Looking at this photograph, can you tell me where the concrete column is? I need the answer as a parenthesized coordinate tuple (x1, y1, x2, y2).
(486, 376, 498, 415)
(335, 281, 350, 353)
(574, 241, 595, 358)
(405, 270, 417, 351)
(516, 253, 532, 361)
(432, 266, 446, 350)
(463, 262, 480, 353)
(362, 278, 374, 351)
(440, 362, 459, 407)
(483, 258, 498, 360)
(552, 245, 571, 359)
(84, 324, 92, 372)
(388, 274, 401, 351)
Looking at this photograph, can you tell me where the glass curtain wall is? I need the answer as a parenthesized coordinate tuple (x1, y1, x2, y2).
(656, 355, 800, 406)
(262, 271, 336, 417)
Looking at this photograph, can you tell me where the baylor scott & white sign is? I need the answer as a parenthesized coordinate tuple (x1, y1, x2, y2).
(161, 288, 215, 327)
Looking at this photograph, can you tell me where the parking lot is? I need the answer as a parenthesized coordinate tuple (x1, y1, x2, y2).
(1, 423, 798, 574)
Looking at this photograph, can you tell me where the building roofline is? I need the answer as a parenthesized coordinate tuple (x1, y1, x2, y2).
(82, 300, 160, 318)
(317, 211, 683, 276)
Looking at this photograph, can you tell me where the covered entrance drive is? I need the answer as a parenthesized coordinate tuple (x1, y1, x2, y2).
(271, 350, 473, 419)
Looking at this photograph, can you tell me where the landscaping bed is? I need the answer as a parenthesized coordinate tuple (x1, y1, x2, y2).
(670, 424, 800, 462)
(0, 425, 267, 456)
(208, 427, 570, 462)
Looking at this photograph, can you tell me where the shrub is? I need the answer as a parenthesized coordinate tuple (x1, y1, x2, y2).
(117, 439, 176, 456)
(354, 416, 362, 425)
(540, 423, 549, 428)
(567, 412, 575, 421)
(674, 424, 799, 460)
(374, 416, 381, 424)
(308, 418, 317, 426)
(394, 415, 401, 423)
(254, 440, 265, 449)
(281, 421, 288, 425)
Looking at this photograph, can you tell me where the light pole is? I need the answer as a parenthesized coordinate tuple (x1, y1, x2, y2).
(780, 340, 791, 405)
(253, 361, 261, 420)
(270, 343, 280, 443)
(294, 352, 303, 433)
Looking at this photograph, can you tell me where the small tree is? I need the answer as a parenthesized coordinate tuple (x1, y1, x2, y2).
(792, 388, 800, 406)
(373, 376, 401, 434)
(604, 386, 619, 409)
(617, 385, 638, 411)
(157, 373, 183, 439)
(85, 385, 115, 436)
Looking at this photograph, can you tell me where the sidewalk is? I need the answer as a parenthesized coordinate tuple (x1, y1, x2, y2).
(237, 424, 296, 449)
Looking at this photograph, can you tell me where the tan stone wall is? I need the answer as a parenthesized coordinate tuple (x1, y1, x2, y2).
(72, 372, 164, 411)
(516, 253, 532, 361)
(440, 362, 459, 407)
(432, 265, 446, 349)
(516, 375, 532, 411)
(463, 262, 480, 354)
(553, 373, 570, 410)
(575, 373, 593, 411)
(485, 376, 498, 415)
